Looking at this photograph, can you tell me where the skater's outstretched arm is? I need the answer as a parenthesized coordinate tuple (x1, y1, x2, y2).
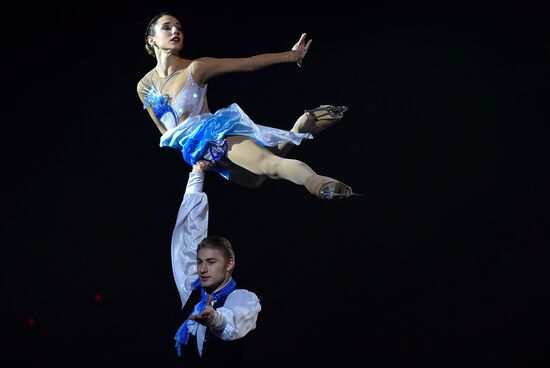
(192, 33, 312, 84)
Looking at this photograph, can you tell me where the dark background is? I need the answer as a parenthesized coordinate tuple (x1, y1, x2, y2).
(2, 1, 548, 367)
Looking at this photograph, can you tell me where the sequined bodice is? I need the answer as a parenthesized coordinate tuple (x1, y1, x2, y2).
(140, 69, 208, 130)
(171, 72, 207, 119)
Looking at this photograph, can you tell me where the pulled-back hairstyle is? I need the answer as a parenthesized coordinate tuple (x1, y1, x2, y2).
(144, 12, 174, 57)
(198, 235, 236, 263)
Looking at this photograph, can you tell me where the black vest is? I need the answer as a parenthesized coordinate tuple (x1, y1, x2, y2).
(178, 287, 247, 367)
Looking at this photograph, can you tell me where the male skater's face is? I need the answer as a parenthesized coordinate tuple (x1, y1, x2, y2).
(197, 248, 234, 292)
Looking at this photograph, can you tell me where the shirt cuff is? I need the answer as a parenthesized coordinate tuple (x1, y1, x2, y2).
(210, 310, 226, 331)
(186, 173, 205, 193)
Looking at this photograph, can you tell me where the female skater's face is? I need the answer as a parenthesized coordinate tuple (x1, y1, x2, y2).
(150, 15, 184, 51)
(197, 248, 234, 291)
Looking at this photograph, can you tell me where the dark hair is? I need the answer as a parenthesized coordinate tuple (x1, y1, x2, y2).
(144, 12, 174, 57)
(198, 235, 236, 262)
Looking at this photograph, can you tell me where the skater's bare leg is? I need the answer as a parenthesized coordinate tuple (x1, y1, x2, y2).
(225, 136, 351, 198)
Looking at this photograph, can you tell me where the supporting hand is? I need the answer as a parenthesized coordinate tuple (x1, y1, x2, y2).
(192, 159, 215, 173)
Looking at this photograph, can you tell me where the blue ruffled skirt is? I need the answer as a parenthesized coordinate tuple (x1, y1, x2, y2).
(159, 103, 313, 179)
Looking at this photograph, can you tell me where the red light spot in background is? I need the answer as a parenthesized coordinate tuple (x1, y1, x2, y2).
(94, 294, 102, 302)
(26, 317, 36, 327)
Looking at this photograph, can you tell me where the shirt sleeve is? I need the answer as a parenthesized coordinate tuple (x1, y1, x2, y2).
(211, 289, 262, 341)
(171, 173, 208, 308)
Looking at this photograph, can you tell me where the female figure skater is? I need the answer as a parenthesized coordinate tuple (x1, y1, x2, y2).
(137, 12, 355, 199)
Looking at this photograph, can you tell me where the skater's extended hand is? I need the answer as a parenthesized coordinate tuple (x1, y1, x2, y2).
(189, 294, 217, 326)
(291, 33, 312, 67)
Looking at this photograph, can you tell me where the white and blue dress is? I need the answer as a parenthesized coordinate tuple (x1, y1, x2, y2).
(139, 67, 313, 179)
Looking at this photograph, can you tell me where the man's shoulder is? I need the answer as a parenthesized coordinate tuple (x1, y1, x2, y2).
(229, 288, 260, 302)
